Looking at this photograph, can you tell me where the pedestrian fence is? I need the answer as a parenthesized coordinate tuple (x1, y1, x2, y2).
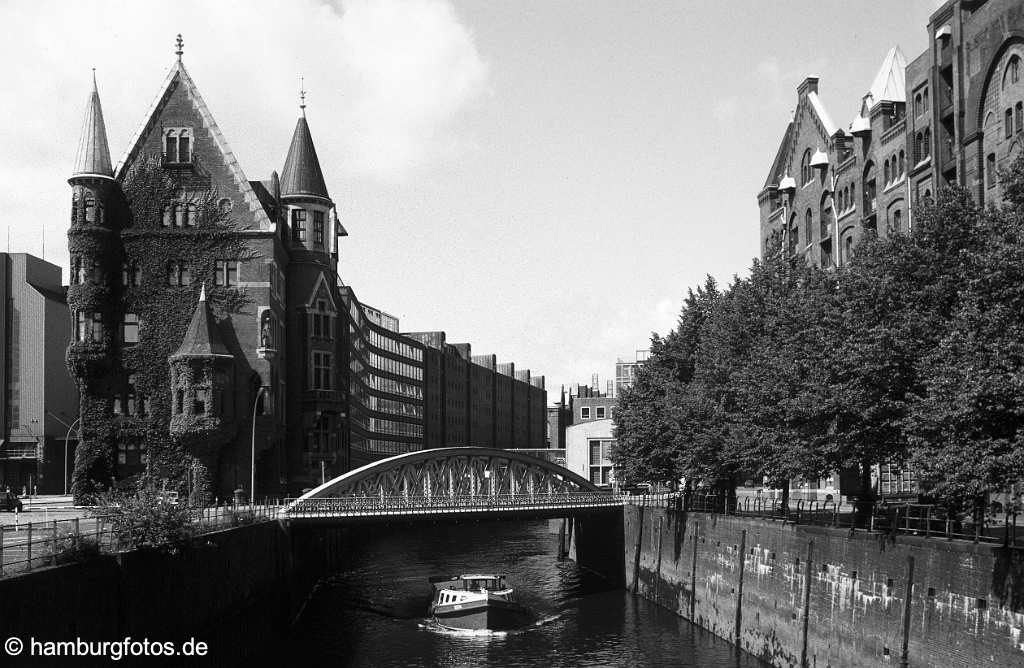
(622, 491, 1022, 548)
(0, 499, 282, 579)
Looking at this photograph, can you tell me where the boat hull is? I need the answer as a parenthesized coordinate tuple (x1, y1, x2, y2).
(431, 597, 531, 631)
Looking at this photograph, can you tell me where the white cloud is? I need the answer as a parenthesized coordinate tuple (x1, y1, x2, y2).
(337, 0, 489, 176)
(0, 0, 488, 271)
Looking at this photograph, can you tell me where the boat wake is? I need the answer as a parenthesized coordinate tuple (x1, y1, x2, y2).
(418, 611, 562, 637)
(419, 619, 509, 637)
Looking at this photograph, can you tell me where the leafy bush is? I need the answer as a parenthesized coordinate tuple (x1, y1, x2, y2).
(54, 534, 103, 565)
(93, 484, 195, 553)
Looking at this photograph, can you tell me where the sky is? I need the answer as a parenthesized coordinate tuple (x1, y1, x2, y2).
(0, 0, 943, 398)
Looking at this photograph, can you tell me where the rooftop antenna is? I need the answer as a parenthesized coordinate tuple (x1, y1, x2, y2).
(175, 34, 184, 62)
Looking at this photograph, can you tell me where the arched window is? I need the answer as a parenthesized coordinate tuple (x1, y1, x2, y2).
(898, 149, 905, 176)
(892, 209, 902, 234)
(162, 205, 172, 227)
(174, 203, 184, 227)
(165, 130, 178, 163)
(788, 213, 798, 254)
(1016, 102, 1023, 134)
(884, 159, 890, 185)
(1007, 108, 1014, 139)
(186, 203, 197, 227)
(84, 197, 96, 223)
(1005, 55, 1021, 88)
(850, 182, 856, 209)
(801, 149, 813, 185)
(922, 127, 931, 158)
(923, 87, 929, 112)
(987, 153, 997, 189)
(805, 209, 813, 243)
(914, 93, 922, 117)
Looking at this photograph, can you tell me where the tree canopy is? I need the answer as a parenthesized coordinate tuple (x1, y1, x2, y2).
(612, 154, 1024, 511)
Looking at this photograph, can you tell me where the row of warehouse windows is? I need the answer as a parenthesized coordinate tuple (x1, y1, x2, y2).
(368, 352, 423, 382)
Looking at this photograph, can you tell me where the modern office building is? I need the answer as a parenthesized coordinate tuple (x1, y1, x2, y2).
(64, 43, 545, 499)
(0, 254, 79, 494)
(614, 350, 649, 397)
(758, 0, 1024, 267)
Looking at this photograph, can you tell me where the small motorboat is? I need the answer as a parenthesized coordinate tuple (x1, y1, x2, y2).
(428, 574, 532, 631)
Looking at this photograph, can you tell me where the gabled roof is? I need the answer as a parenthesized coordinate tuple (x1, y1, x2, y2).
(762, 120, 795, 190)
(172, 285, 232, 358)
(806, 92, 839, 137)
(115, 60, 272, 230)
(280, 116, 330, 200)
(72, 73, 114, 179)
(865, 46, 907, 108)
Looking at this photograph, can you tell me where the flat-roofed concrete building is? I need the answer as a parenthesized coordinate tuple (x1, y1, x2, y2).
(0, 254, 79, 494)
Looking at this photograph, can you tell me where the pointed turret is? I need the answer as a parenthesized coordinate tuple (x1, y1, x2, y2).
(280, 116, 330, 200)
(172, 285, 232, 358)
(866, 46, 906, 107)
(71, 72, 114, 180)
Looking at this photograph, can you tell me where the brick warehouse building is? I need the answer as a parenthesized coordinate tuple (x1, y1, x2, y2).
(758, 0, 1024, 499)
(759, 0, 1024, 267)
(65, 43, 545, 499)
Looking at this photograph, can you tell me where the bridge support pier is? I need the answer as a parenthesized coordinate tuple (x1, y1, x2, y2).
(568, 508, 625, 586)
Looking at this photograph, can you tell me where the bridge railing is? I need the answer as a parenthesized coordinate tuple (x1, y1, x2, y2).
(284, 491, 624, 516)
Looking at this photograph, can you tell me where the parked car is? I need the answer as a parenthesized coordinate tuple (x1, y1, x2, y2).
(0, 491, 23, 512)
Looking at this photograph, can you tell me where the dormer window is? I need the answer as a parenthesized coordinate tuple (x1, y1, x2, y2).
(164, 128, 193, 164)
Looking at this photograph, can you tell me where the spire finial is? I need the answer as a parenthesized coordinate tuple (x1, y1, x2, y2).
(175, 34, 184, 61)
(91, 68, 97, 90)
(199, 282, 206, 302)
(300, 77, 306, 116)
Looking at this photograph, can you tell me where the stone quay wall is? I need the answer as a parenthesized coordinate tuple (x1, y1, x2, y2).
(0, 520, 322, 665)
(624, 504, 1024, 667)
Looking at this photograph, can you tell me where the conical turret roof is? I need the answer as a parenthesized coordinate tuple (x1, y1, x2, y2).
(280, 116, 330, 200)
(172, 285, 232, 358)
(72, 72, 114, 179)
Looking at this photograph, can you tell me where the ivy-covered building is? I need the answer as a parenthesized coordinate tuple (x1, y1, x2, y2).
(65, 43, 545, 500)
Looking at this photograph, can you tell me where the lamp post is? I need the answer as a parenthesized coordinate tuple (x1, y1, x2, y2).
(47, 412, 80, 496)
(251, 386, 268, 506)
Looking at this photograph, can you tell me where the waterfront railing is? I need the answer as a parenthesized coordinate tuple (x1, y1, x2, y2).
(624, 491, 1022, 547)
(0, 499, 282, 579)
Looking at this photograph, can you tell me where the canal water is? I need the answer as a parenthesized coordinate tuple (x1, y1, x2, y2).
(288, 519, 768, 667)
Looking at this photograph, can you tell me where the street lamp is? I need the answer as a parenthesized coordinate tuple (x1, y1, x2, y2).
(47, 412, 80, 496)
(251, 385, 268, 506)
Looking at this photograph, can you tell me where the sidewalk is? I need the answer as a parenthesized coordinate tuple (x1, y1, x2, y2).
(0, 496, 88, 527)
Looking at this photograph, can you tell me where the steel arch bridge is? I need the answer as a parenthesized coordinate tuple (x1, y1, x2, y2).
(283, 447, 622, 521)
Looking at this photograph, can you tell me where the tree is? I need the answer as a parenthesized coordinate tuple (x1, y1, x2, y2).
(611, 277, 721, 487)
(906, 158, 1024, 509)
